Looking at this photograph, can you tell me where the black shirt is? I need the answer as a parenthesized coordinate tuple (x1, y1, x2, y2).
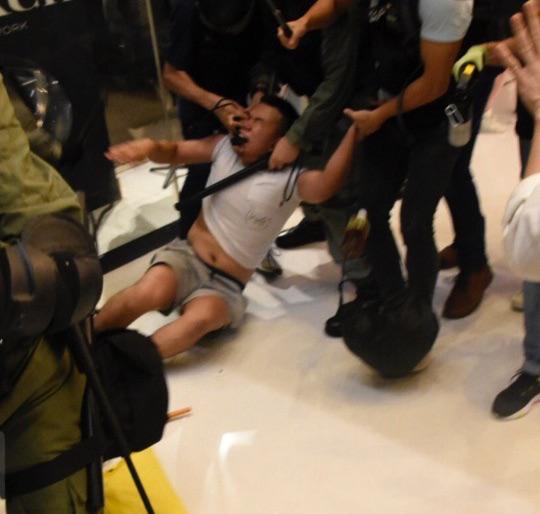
(253, 0, 323, 98)
(166, 0, 261, 136)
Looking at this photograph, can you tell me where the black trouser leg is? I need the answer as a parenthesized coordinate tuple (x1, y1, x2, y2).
(444, 68, 500, 271)
(361, 125, 408, 299)
(401, 123, 460, 302)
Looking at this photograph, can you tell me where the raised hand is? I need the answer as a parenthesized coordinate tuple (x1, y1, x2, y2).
(278, 18, 307, 50)
(496, 0, 540, 120)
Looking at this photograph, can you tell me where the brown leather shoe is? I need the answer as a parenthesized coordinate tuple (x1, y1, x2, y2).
(442, 266, 494, 319)
(439, 244, 459, 270)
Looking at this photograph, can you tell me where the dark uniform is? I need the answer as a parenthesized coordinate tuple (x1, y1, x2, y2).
(443, 1, 524, 287)
(256, 2, 369, 282)
(166, 0, 261, 238)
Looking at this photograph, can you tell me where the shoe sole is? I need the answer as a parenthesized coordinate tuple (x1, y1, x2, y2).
(493, 394, 540, 421)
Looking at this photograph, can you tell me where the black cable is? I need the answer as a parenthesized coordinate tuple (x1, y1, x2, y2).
(88, 202, 116, 250)
(281, 154, 303, 206)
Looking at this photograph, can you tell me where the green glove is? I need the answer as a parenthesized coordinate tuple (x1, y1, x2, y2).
(453, 45, 487, 81)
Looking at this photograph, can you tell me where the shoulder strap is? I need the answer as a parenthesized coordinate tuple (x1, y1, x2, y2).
(4, 436, 101, 499)
(398, 0, 421, 46)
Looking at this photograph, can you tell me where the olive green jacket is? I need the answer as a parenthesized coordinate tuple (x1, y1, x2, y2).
(0, 74, 88, 512)
(0, 74, 81, 246)
(286, 5, 363, 154)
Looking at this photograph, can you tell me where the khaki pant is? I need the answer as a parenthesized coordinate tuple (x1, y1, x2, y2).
(1, 339, 88, 513)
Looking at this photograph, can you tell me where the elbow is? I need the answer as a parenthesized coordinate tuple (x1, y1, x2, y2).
(433, 77, 451, 100)
(422, 75, 451, 103)
(306, 192, 330, 204)
(299, 186, 326, 204)
(302, 186, 335, 204)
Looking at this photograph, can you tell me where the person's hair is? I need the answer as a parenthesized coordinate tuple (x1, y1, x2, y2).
(259, 95, 299, 135)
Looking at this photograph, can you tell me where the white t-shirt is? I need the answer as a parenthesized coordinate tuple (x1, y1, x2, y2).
(369, 0, 472, 42)
(419, 0, 473, 43)
(202, 137, 301, 269)
(503, 174, 540, 282)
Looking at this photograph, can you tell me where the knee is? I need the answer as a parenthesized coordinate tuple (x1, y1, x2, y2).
(183, 299, 230, 333)
(132, 265, 177, 310)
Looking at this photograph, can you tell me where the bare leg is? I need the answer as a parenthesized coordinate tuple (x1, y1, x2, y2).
(152, 295, 231, 358)
(94, 264, 178, 332)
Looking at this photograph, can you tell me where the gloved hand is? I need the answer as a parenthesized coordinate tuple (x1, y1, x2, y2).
(453, 45, 487, 81)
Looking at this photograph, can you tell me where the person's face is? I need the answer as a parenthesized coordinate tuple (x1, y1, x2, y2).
(233, 103, 283, 164)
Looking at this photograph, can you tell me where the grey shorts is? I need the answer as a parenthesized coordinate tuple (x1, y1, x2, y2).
(149, 239, 247, 328)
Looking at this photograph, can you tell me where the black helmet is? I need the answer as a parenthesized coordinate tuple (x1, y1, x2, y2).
(196, 0, 255, 35)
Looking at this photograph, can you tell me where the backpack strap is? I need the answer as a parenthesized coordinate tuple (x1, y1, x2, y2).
(398, 0, 421, 49)
(3, 436, 101, 499)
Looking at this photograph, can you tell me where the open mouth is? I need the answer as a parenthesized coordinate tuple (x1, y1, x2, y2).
(231, 131, 249, 146)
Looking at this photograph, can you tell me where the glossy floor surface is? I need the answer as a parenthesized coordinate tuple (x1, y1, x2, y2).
(98, 81, 540, 514)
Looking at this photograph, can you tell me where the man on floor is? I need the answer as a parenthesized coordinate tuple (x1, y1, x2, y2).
(94, 96, 360, 358)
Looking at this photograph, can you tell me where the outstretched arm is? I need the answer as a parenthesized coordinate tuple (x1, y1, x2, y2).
(345, 38, 463, 137)
(270, 7, 361, 169)
(105, 135, 224, 166)
(277, 0, 351, 49)
(297, 124, 359, 204)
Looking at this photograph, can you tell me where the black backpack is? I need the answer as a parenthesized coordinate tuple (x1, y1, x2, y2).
(91, 328, 169, 460)
(341, 291, 439, 379)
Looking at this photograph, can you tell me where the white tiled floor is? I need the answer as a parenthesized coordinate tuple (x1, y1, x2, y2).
(100, 82, 540, 514)
(94, 161, 183, 255)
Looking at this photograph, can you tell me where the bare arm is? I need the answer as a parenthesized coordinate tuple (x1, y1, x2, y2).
(277, 0, 351, 49)
(345, 38, 463, 136)
(383, 39, 461, 116)
(163, 63, 248, 131)
(163, 62, 221, 111)
(300, 0, 350, 31)
(105, 135, 223, 166)
(297, 124, 359, 204)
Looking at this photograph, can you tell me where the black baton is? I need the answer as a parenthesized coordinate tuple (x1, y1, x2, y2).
(262, 0, 293, 38)
(175, 153, 272, 212)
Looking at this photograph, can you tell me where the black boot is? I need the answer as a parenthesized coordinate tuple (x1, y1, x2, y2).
(276, 218, 325, 249)
(325, 281, 346, 338)
(325, 276, 380, 338)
